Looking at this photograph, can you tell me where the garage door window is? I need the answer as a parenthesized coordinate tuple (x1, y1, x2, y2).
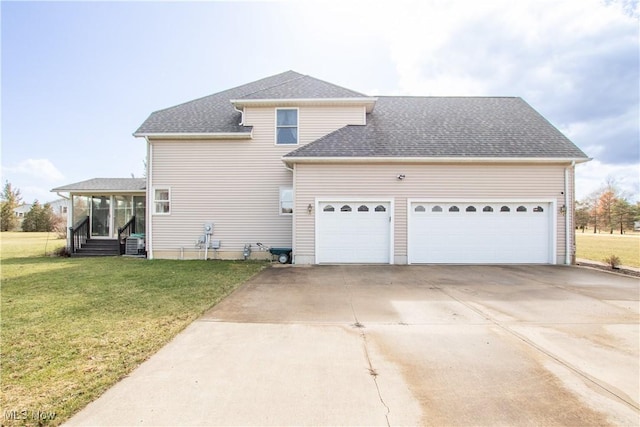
(358, 205, 369, 212)
(449, 206, 460, 212)
(517, 206, 527, 212)
(415, 205, 426, 212)
(483, 206, 494, 212)
(375, 205, 386, 212)
(534, 206, 544, 212)
(432, 205, 443, 212)
(323, 205, 335, 212)
(501, 206, 510, 212)
(466, 206, 477, 212)
(341, 205, 352, 212)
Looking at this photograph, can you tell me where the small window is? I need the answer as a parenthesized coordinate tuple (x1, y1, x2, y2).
(432, 205, 443, 212)
(374, 205, 386, 212)
(357, 205, 369, 212)
(414, 205, 426, 212)
(341, 205, 352, 212)
(533, 206, 544, 212)
(466, 206, 476, 212)
(62, 206, 68, 214)
(154, 188, 170, 214)
(276, 109, 298, 144)
(449, 206, 460, 212)
(280, 187, 293, 215)
(483, 206, 493, 212)
(500, 206, 510, 212)
(517, 205, 527, 212)
(323, 205, 335, 212)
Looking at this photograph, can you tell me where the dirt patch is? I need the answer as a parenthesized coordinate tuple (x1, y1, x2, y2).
(576, 261, 640, 278)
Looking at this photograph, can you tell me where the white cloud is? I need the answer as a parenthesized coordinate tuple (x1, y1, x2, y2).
(575, 160, 640, 201)
(4, 158, 64, 182)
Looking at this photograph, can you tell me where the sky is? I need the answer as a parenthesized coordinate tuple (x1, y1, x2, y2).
(2, 0, 639, 204)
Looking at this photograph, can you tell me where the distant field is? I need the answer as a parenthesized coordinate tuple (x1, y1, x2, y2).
(575, 232, 640, 268)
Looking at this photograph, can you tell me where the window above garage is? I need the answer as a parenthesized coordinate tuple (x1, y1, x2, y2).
(276, 108, 298, 145)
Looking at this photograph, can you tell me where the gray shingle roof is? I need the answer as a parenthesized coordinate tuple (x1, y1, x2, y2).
(134, 71, 368, 134)
(284, 97, 588, 159)
(52, 178, 146, 192)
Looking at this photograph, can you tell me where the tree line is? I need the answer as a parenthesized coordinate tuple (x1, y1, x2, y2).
(0, 181, 65, 232)
(575, 179, 639, 234)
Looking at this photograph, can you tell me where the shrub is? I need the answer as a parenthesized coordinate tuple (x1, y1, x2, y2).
(54, 246, 71, 257)
(603, 255, 621, 269)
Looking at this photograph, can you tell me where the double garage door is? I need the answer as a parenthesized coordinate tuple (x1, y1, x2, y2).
(316, 200, 553, 264)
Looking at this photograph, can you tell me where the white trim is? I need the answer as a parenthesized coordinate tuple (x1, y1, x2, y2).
(152, 187, 171, 216)
(284, 156, 591, 165)
(275, 107, 299, 146)
(406, 198, 557, 265)
(133, 132, 252, 140)
(232, 97, 378, 113)
(315, 197, 394, 264)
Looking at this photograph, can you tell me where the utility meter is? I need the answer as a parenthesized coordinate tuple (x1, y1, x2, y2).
(204, 223, 214, 235)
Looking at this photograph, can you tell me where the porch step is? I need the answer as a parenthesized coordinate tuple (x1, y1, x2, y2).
(73, 239, 120, 257)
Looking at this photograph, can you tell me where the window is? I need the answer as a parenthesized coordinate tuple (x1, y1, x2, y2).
(517, 205, 527, 212)
(483, 206, 493, 212)
(449, 206, 460, 212)
(414, 205, 426, 212)
(357, 205, 369, 212)
(533, 206, 544, 212)
(466, 206, 476, 212)
(276, 109, 298, 144)
(500, 206, 510, 212)
(340, 205, 352, 212)
(323, 205, 335, 212)
(432, 205, 443, 212)
(280, 187, 293, 215)
(374, 205, 386, 212)
(154, 188, 170, 214)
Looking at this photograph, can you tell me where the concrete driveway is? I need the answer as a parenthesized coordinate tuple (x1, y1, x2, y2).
(67, 265, 639, 426)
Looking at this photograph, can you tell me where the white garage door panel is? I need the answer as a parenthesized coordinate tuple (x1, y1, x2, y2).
(409, 202, 551, 264)
(317, 202, 390, 263)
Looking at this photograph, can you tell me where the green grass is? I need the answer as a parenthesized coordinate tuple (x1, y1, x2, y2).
(1, 232, 265, 425)
(575, 232, 640, 268)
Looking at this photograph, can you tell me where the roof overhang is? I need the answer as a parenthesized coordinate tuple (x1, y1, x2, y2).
(231, 98, 378, 113)
(51, 189, 146, 194)
(133, 131, 253, 140)
(283, 156, 592, 167)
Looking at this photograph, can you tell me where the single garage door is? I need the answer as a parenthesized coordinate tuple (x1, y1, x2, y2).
(408, 201, 552, 264)
(317, 201, 391, 263)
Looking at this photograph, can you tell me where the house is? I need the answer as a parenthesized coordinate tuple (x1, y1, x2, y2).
(13, 203, 32, 230)
(55, 71, 590, 263)
(12, 199, 69, 230)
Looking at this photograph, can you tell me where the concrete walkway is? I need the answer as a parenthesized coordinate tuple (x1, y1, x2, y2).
(66, 265, 639, 426)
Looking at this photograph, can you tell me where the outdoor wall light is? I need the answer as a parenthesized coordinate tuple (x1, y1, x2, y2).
(560, 204, 567, 215)
(397, 174, 406, 180)
(307, 203, 313, 214)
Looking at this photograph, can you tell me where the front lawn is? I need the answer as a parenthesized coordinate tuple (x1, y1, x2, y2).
(575, 232, 640, 268)
(1, 232, 265, 425)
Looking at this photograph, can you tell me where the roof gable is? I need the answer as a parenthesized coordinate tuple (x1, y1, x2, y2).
(134, 71, 369, 135)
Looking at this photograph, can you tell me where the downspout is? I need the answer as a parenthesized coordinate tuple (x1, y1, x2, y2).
(564, 161, 575, 265)
(146, 137, 153, 259)
(233, 105, 244, 125)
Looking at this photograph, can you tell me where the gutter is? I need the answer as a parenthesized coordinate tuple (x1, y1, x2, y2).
(283, 156, 592, 167)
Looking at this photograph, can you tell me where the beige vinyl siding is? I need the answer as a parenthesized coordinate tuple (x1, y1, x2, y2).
(148, 105, 365, 259)
(294, 163, 569, 264)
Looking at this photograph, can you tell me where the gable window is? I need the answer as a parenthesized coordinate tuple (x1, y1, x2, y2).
(153, 188, 170, 215)
(280, 187, 293, 215)
(276, 108, 298, 144)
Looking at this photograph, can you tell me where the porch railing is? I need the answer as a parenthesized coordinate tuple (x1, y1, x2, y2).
(117, 216, 136, 255)
(69, 216, 90, 254)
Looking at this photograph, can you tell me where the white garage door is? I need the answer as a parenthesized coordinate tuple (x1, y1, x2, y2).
(408, 202, 552, 264)
(317, 201, 391, 263)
